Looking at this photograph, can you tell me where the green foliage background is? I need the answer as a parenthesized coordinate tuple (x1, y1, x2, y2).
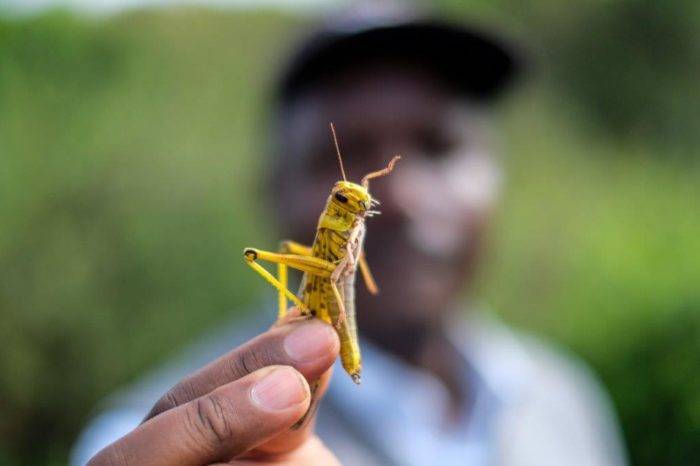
(0, 2, 698, 464)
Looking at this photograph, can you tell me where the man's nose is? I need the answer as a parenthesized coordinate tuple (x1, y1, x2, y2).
(365, 171, 408, 223)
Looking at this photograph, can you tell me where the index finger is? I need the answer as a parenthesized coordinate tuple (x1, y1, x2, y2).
(146, 316, 339, 421)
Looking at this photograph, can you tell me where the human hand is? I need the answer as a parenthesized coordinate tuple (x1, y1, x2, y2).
(87, 311, 341, 465)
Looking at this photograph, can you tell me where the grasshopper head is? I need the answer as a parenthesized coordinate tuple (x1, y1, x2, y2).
(331, 181, 375, 215)
(327, 121, 398, 217)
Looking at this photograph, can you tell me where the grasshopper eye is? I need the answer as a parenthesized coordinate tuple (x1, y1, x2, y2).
(335, 193, 348, 203)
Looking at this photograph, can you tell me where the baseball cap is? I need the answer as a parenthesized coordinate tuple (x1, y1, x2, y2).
(275, 3, 523, 105)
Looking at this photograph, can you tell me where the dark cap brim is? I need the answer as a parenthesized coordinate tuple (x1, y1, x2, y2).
(276, 19, 523, 105)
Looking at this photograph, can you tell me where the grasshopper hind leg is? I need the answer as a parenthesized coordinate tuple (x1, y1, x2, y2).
(243, 248, 307, 313)
(242, 245, 336, 319)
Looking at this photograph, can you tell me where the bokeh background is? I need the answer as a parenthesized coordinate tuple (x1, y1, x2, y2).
(1, 0, 699, 464)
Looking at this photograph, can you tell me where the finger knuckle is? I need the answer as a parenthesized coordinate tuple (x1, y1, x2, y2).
(185, 394, 236, 451)
(228, 342, 276, 379)
(148, 379, 196, 419)
(163, 387, 182, 411)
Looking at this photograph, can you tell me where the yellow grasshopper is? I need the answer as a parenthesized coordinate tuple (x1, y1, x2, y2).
(243, 123, 400, 384)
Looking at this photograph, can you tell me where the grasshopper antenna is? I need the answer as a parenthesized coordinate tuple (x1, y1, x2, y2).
(362, 155, 401, 189)
(330, 122, 347, 182)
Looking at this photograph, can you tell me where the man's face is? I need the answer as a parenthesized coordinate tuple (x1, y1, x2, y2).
(275, 63, 501, 340)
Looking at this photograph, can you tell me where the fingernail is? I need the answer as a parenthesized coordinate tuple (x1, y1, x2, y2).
(284, 321, 337, 362)
(251, 367, 307, 411)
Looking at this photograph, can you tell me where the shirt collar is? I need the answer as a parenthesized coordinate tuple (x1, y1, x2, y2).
(324, 305, 536, 466)
(443, 307, 535, 407)
(328, 305, 535, 418)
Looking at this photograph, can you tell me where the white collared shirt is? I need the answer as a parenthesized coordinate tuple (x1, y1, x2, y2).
(71, 308, 627, 466)
(319, 310, 627, 466)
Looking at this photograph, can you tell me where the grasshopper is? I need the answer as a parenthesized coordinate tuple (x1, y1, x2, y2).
(243, 123, 400, 384)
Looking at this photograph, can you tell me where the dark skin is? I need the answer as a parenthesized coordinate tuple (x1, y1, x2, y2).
(88, 311, 343, 465)
(89, 62, 497, 464)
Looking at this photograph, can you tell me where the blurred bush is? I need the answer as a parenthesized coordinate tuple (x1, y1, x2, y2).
(0, 3, 698, 465)
(544, 0, 700, 153)
(441, 0, 700, 153)
(0, 8, 294, 464)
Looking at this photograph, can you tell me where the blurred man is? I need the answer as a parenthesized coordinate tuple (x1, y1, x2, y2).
(76, 7, 627, 466)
